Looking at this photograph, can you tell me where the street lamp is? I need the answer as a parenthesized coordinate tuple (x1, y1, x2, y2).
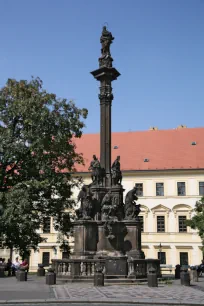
(159, 242, 162, 262)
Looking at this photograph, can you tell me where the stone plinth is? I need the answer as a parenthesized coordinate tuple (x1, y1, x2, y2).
(72, 220, 98, 258)
(146, 259, 161, 277)
(96, 221, 126, 257)
(124, 220, 145, 259)
(72, 220, 145, 259)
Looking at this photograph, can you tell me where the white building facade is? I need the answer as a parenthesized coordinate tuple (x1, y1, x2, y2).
(3, 127, 204, 271)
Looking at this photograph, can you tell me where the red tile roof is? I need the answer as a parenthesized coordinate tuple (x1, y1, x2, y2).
(74, 127, 204, 172)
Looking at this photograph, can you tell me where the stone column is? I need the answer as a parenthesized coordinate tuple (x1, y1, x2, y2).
(90, 27, 120, 187)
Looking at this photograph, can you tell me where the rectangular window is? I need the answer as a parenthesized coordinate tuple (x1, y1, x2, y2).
(157, 252, 166, 264)
(179, 216, 187, 232)
(180, 252, 188, 266)
(135, 183, 143, 196)
(177, 182, 186, 196)
(199, 182, 204, 196)
(42, 252, 50, 266)
(157, 216, 165, 232)
(156, 183, 164, 196)
(43, 218, 51, 233)
(138, 216, 144, 232)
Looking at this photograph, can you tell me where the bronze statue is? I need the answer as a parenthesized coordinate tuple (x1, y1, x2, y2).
(111, 155, 122, 185)
(100, 26, 114, 56)
(124, 185, 141, 220)
(88, 155, 104, 185)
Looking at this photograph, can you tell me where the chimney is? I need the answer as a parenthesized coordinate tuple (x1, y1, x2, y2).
(149, 126, 158, 131)
(177, 125, 187, 129)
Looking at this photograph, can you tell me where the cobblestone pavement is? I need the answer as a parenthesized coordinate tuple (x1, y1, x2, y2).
(1, 275, 204, 305)
(52, 283, 204, 304)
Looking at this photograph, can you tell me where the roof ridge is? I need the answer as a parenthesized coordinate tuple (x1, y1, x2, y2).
(82, 126, 204, 135)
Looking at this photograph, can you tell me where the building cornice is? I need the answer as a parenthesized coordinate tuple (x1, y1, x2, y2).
(73, 168, 204, 177)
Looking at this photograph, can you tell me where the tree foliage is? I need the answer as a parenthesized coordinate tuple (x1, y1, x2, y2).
(0, 77, 87, 257)
(186, 196, 204, 253)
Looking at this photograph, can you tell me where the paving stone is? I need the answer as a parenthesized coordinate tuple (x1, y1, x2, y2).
(1, 275, 204, 304)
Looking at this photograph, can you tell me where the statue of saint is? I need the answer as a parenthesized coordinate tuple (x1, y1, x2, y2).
(111, 155, 122, 185)
(100, 26, 114, 57)
(82, 191, 94, 220)
(101, 191, 112, 220)
(76, 185, 94, 220)
(88, 155, 104, 185)
(124, 185, 141, 220)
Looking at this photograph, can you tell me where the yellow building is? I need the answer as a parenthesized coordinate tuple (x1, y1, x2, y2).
(16, 127, 204, 270)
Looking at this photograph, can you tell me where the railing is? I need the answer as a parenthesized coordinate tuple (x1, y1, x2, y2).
(128, 259, 147, 278)
(52, 258, 161, 280)
(52, 259, 105, 278)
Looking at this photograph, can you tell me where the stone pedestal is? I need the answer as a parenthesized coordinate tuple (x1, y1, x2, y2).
(94, 271, 104, 286)
(46, 272, 56, 285)
(96, 221, 126, 257)
(146, 259, 161, 277)
(190, 269, 198, 282)
(72, 220, 98, 258)
(18, 270, 27, 281)
(181, 270, 190, 286)
(148, 268, 158, 287)
(72, 219, 145, 259)
(37, 266, 45, 276)
(125, 220, 145, 259)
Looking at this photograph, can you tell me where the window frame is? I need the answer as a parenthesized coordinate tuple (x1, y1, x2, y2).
(199, 182, 204, 196)
(180, 252, 189, 266)
(178, 215, 187, 233)
(42, 252, 50, 266)
(138, 215, 144, 232)
(156, 182, 164, 196)
(157, 251, 166, 264)
(135, 183, 143, 197)
(157, 215, 165, 233)
(177, 182, 186, 196)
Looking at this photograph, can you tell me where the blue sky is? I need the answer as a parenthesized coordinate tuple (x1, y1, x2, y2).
(0, 0, 203, 133)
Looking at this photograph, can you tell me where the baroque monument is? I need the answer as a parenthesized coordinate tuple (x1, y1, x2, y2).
(53, 27, 160, 280)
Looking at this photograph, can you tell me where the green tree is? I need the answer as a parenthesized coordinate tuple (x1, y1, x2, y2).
(186, 196, 204, 256)
(0, 77, 87, 258)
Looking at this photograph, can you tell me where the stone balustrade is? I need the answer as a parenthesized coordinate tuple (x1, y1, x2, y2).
(52, 257, 161, 281)
(52, 259, 105, 279)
